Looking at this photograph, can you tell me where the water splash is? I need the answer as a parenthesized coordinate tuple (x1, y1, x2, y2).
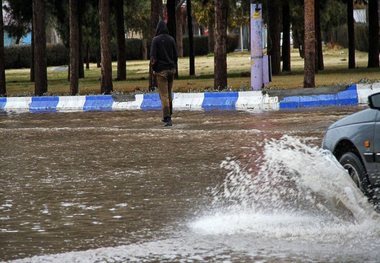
(8, 135, 380, 262)
(191, 135, 380, 239)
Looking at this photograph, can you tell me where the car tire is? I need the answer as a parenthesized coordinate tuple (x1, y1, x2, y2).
(339, 152, 367, 192)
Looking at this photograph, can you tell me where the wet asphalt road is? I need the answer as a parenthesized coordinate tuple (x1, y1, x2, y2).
(1, 106, 375, 262)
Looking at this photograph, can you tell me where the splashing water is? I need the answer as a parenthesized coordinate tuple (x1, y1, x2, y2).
(8, 135, 380, 262)
(191, 135, 380, 240)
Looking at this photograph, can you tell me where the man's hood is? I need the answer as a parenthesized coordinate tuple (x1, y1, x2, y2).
(155, 20, 169, 36)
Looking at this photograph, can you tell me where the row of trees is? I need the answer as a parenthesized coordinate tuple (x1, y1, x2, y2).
(0, 0, 137, 96)
(194, 0, 378, 89)
(0, 0, 379, 97)
(301, 0, 378, 87)
(0, 0, 4, 96)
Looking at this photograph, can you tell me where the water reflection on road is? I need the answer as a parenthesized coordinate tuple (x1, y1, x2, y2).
(1, 107, 380, 262)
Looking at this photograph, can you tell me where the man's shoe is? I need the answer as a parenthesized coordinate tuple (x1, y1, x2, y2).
(164, 119, 172, 126)
(162, 116, 170, 122)
(162, 116, 172, 126)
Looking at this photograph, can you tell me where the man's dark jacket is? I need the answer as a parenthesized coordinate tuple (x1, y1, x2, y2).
(150, 21, 178, 73)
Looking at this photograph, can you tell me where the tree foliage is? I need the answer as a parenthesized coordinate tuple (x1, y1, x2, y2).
(125, 0, 150, 39)
(193, 0, 249, 29)
(2, 0, 379, 94)
(193, 0, 214, 26)
(228, 0, 249, 28)
(321, 0, 346, 33)
(3, 0, 32, 43)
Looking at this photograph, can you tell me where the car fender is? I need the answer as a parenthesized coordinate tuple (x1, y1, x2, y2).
(324, 123, 374, 167)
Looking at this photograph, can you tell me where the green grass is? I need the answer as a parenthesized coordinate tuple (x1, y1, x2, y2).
(4, 47, 380, 96)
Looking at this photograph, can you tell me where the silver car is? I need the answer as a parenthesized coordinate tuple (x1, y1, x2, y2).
(322, 92, 380, 199)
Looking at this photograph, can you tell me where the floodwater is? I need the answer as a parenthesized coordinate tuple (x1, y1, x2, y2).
(1, 107, 380, 262)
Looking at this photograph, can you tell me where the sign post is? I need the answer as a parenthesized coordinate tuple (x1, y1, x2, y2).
(250, 2, 263, 90)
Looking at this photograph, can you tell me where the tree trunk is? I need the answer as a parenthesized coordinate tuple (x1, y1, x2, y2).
(347, 0, 355, 69)
(68, 64, 70, 82)
(304, 0, 315, 88)
(86, 42, 90, 69)
(30, 23, 35, 82)
(96, 44, 101, 68)
(293, 28, 304, 58)
(315, 0, 324, 71)
(0, 0, 6, 96)
(97, 51, 101, 68)
(78, 3, 84, 79)
(214, 0, 228, 90)
(167, 0, 178, 78)
(99, 0, 113, 94)
(115, 0, 126, 81)
(368, 0, 379, 68)
(167, 0, 176, 40)
(33, 0, 47, 95)
(267, 0, 281, 75)
(142, 39, 148, 60)
(149, 0, 162, 91)
(187, 0, 195, 76)
(70, 0, 79, 95)
(208, 19, 215, 54)
(282, 1, 291, 72)
(150, 0, 162, 39)
(176, 5, 184, 57)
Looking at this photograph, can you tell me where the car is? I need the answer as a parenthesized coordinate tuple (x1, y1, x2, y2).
(322, 92, 380, 201)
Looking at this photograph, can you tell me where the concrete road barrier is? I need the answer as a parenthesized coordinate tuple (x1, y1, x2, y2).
(1, 83, 379, 113)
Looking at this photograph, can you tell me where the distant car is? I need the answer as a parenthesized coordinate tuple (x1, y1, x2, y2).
(322, 92, 380, 199)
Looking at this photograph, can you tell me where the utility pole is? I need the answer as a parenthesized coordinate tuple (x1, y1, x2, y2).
(250, 1, 263, 90)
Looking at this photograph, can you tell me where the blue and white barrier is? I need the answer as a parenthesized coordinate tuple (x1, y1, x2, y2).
(356, 83, 380, 104)
(279, 84, 358, 109)
(57, 96, 86, 111)
(83, 95, 114, 112)
(173, 92, 204, 110)
(113, 94, 144, 111)
(4, 97, 31, 112)
(0, 91, 275, 113)
(236, 91, 279, 111)
(30, 96, 59, 113)
(0, 83, 379, 113)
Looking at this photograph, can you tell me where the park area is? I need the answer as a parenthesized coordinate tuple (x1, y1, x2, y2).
(4, 47, 380, 97)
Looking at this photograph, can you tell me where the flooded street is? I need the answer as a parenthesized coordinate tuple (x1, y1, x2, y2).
(1, 107, 380, 262)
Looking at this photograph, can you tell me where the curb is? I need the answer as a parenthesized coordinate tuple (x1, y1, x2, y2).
(1, 83, 379, 113)
(278, 84, 358, 109)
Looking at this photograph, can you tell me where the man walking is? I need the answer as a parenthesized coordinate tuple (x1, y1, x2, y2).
(150, 21, 178, 127)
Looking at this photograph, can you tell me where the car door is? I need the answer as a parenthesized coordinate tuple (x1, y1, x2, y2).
(373, 111, 380, 185)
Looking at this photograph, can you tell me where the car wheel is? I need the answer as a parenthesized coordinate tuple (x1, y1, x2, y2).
(339, 152, 366, 191)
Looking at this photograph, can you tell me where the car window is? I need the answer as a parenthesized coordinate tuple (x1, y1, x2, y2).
(370, 93, 380, 109)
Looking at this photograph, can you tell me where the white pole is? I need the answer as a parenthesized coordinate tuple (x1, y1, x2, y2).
(250, 3, 263, 90)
